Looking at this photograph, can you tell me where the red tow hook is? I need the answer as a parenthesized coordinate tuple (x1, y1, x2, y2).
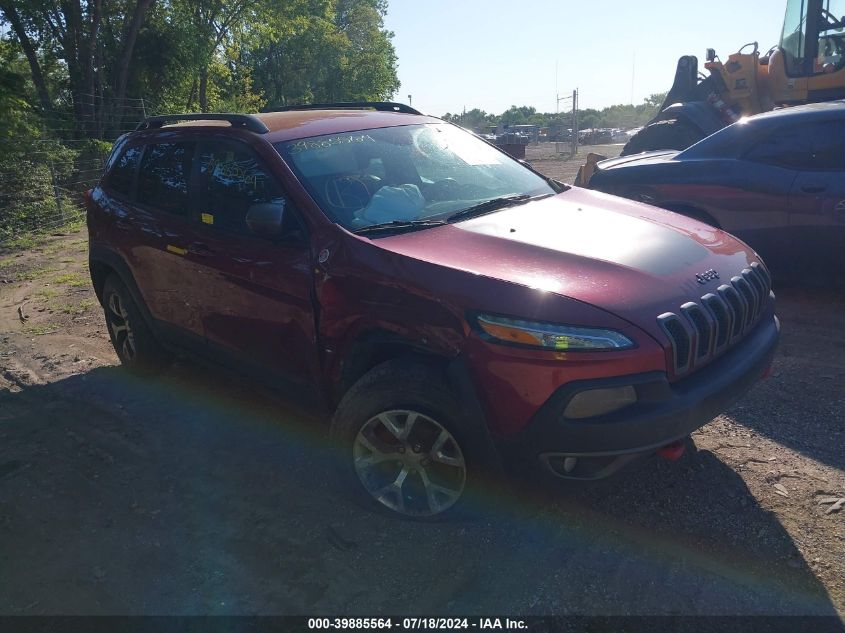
(657, 439, 686, 461)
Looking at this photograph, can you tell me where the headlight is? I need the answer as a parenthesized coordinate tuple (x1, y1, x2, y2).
(474, 314, 634, 350)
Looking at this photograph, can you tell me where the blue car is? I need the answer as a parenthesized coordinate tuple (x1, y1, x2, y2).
(586, 102, 845, 284)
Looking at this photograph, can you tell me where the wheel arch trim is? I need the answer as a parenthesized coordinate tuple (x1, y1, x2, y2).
(89, 244, 157, 333)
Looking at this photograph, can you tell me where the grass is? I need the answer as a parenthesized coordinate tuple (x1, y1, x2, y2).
(3, 233, 43, 250)
(51, 272, 87, 287)
(40, 241, 69, 256)
(0, 257, 17, 268)
(66, 238, 88, 253)
(50, 299, 96, 314)
(35, 287, 60, 300)
(22, 323, 59, 336)
(19, 266, 59, 281)
(0, 221, 86, 253)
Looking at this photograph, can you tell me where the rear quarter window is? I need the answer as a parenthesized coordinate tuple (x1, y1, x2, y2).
(105, 145, 142, 197)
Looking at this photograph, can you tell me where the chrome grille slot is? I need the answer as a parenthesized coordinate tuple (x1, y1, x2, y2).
(732, 275, 756, 329)
(702, 293, 731, 350)
(658, 263, 772, 377)
(681, 302, 714, 360)
(743, 268, 766, 320)
(751, 261, 771, 294)
(718, 284, 746, 339)
(658, 313, 691, 373)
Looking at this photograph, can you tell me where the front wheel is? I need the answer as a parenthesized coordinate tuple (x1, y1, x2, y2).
(330, 360, 474, 519)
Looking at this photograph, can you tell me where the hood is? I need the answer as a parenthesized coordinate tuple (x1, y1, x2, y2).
(374, 188, 758, 341)
(597, 150, 680, 171)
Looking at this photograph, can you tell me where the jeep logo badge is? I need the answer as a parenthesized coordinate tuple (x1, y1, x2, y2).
(696, 269, 719, 284)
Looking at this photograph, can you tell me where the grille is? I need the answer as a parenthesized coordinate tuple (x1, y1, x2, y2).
(658, 262, 771, 377)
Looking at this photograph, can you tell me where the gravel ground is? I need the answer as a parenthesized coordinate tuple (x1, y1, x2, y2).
(0, 158, 843, 617)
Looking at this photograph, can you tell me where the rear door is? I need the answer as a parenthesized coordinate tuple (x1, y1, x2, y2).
(184, 138, 319, 385)
(115, 139, 203, 341)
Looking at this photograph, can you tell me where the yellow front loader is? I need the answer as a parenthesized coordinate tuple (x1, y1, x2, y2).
(619, 0, 845, 156)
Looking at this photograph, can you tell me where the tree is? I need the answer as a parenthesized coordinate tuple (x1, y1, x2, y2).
(1, 0, 400, 136)
(0, 0, 155, 137)
(253, 0, 399, 107)
(499, 105, 536, 126)
(644, 92, 668, 108)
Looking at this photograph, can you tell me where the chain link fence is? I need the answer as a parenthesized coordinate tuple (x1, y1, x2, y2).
(0, 96, 150, 245)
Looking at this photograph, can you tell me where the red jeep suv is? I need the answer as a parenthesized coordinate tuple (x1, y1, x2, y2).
(87, 103, 779, 518)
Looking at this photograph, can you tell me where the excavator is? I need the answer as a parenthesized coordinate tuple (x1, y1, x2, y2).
(620, 0, 845, 157)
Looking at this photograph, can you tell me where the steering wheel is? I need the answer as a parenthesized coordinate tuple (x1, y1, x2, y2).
(324, 175, 371, 211)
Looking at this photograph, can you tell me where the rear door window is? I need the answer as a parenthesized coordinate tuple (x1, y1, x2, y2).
(136, 142, 193, 216)
(105, 145, 142, 197)
(196, 142, 285, 233)
(806, 120, 845, 170)
(744, 124, 812, 169)
(746, 120, 845, 171)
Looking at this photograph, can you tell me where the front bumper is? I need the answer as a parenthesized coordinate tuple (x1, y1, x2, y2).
(514, 312, 780, 479)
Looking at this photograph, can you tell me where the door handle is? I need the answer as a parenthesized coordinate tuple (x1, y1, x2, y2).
(187, 242, 213, 256)
(801, 184, 827, 193)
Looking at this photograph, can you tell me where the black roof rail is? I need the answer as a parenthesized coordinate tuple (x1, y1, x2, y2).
(134, 113, 269, 134)
(262, 101, 422, 115)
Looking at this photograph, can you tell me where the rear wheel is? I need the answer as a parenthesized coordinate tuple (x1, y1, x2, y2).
(621, 119, 705, 156)
(102, 274, 172, 374)
(330, 359, 474, 519)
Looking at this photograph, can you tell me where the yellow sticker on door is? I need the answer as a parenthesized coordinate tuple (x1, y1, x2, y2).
(201, 213, 214, 225)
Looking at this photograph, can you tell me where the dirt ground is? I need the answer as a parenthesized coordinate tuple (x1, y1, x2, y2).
(0, 147, 843, 617)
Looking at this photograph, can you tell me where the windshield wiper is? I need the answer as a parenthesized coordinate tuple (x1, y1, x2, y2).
(352, 219, 448, 236)
(447, 193, 552, 223)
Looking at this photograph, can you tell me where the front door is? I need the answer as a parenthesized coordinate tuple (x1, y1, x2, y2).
(184, 139, 319, 385)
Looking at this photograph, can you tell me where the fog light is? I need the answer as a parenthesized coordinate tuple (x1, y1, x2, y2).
(563, 385, 637, 419)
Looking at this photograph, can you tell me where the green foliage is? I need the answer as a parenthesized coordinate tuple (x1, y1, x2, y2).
(0, 0, 401, 243)
(445, 93, 670, 132)
(1, 0, 400, 125)
(253, 0, 400, 106)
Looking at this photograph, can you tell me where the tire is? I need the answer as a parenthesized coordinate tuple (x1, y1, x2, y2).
(330, 359, 477, 520)
(102, 273, 172, 374)
(620, 119, 705, 156)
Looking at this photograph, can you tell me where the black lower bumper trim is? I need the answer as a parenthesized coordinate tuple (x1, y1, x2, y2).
(514, 312, 780, 464)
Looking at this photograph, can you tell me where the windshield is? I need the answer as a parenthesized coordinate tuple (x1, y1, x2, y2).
(275, 123, 555, 231)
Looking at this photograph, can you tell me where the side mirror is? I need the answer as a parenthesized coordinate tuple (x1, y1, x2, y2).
(705, 48, 716, 62)
(246, 201, 285, 237)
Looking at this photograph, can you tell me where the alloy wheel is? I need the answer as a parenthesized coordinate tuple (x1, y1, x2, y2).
(353, 409, 467, 517)
(106, 292, 136, 361)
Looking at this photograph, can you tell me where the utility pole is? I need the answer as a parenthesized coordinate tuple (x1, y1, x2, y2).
(553, 90, 577, 157)
(572, 88, 579, 157)
(408, 94, 412, 107)
(631, 52, 636, 105)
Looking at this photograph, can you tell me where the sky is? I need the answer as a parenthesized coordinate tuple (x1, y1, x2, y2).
(384, 0, 786, 116)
